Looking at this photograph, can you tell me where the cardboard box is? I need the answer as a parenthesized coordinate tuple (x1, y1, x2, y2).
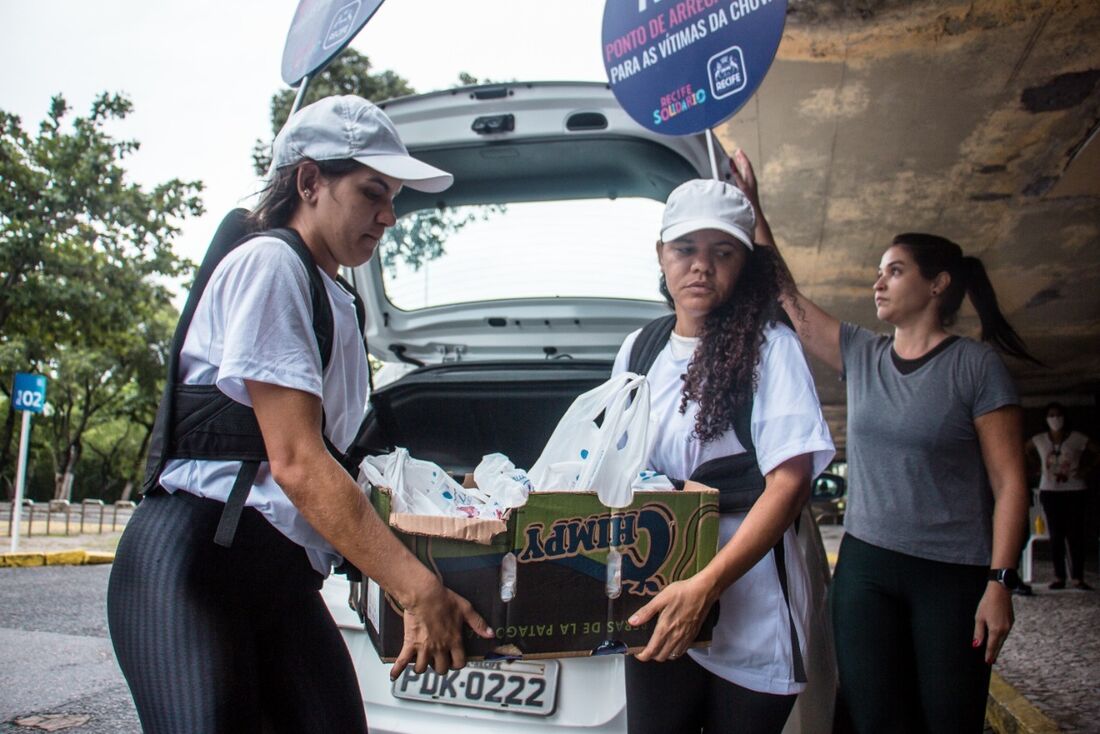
(360, 483, 720, 661)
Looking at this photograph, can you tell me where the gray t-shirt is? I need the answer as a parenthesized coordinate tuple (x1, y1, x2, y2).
(840, 323, 1019, 566)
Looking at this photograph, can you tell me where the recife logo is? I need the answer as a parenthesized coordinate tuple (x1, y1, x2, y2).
(323, 0, 362, 50)
(708, 46, 747, 100)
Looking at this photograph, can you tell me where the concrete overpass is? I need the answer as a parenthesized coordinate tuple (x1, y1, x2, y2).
(711, 0, 1099, 451)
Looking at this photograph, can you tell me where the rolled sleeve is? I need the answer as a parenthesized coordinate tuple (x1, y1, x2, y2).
(752, 326, 836, 478)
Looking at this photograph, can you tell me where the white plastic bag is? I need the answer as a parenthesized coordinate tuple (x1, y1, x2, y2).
(361, 449, 482, 518)
(632, 469, 675, 491)
(528, 372, 654, 508)
(473, 453, 533, 518)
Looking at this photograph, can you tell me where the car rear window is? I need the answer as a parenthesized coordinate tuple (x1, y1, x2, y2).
(380, 197, 666, 310)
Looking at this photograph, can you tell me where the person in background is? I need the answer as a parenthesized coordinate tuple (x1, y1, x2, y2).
(731, 149, 1033, 733)
(1026, 401, 1099, 590)
(616, 178, 835, 734)
(107, 96, 492, 734)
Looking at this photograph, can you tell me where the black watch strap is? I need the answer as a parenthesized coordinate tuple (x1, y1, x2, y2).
(988, 568, 1021, 589)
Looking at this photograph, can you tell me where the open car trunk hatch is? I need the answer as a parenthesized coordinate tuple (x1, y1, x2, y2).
(358, 360, 612, 473)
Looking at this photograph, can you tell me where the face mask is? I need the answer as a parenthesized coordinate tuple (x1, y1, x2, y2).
(1047, 416, 1064, 432)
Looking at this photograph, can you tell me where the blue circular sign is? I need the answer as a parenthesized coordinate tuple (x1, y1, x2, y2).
(601, 0, 787, 136)
(281, 0, 387, 87)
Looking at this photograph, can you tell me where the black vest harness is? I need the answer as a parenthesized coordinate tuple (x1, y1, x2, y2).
(143, 208, 369, 548)
(627, 314, 766, 514)
(627, 314, 807, 683)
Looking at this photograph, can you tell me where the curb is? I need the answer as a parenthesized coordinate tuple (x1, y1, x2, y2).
(986, 672, 1061, 734)
(0, 550, 115, 568)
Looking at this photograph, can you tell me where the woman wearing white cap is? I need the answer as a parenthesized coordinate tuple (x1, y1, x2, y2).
(107, 96, 492, 733)
(614, 178, 835, 733)
(730, 150, 1033, 733)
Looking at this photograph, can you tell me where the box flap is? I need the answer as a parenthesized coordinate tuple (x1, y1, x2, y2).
(370, 482, 509, 544)
(387, 512, 508, 544)
(680, 480, 719, 495)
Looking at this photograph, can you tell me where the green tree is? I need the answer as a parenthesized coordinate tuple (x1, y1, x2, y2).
(0, 94, 201, 499)
(42, 291, 177, 502)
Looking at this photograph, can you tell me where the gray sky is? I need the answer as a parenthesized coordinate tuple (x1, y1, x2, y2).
(1, 0, 609, 268)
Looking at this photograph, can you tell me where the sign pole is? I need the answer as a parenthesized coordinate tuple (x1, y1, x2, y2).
(289, 73, 312, 118)
(11, 372, 47, 552)
(705, 128, 720, 180)
(266, 73, 313, 181)
(10, 410, 32, 553)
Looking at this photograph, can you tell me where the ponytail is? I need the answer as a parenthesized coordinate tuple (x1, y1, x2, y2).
(248, 165, 300, 231)
(958, 256, 1040, 364)
(893, 233, 1042, 365)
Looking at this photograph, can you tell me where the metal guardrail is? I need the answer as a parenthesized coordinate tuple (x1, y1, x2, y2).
(1, 498, 136, 537)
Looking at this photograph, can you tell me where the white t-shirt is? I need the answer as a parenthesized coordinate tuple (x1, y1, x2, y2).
(612, 322, 835, 694)
(158, 237, 370, 575)
(1033, 431, 1089, 491)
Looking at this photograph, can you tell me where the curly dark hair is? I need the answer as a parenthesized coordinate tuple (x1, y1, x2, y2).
(660, 247, 793, 442)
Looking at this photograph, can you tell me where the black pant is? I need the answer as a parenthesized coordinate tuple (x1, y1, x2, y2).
(1039, 490, 1089, 581)
(830, 534, 990, 734)
(625, 654, 797, 734)
(107, 490, 368, 734)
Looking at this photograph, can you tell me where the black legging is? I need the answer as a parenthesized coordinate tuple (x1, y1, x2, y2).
(1039, 489, 1089, 581)
(625, 654, 797, 734)
(830, 534, 990, 734)
(107, 490, 368, 734)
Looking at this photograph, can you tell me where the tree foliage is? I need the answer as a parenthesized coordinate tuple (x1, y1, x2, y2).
(0, 94, 201, 501)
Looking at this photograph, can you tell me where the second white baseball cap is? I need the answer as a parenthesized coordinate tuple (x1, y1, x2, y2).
(660, 179, 755, 249)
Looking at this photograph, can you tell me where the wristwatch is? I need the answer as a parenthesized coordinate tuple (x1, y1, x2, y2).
(988, 568, 1022, 590)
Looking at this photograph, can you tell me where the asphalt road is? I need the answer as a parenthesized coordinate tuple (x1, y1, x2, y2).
(0, 565, 141, 733)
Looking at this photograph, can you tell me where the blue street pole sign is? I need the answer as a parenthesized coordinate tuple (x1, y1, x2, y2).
(10, 373, 46, 552)
(281, 0, 387, 87)
(601, 0, 787, 136)
(12, 372, 47, 414)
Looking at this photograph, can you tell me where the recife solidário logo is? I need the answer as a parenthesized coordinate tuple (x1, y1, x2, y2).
(708, 45, 748, 99)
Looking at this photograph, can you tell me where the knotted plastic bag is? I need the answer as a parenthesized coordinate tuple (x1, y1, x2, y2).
(473, 453, 533, 518)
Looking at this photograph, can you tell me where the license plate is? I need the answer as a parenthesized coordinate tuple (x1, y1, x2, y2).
(392, 659, 560, 716)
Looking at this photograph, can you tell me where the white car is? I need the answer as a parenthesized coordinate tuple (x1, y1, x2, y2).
(323, 81, 836, 733)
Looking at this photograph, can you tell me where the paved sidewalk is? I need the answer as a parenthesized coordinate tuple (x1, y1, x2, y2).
(5, 525, 1095, 732)
(994, 566, 1100, 734)
(3, 531, 121, 554)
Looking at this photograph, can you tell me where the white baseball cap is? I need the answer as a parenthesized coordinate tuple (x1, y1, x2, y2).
(660, 178, 755, 250)
(271, 95, 453, 193)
